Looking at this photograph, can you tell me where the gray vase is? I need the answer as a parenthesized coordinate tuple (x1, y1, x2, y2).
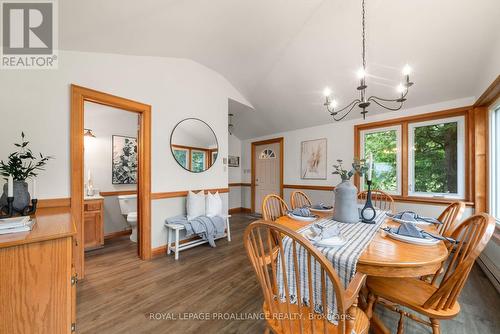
(332, 179, 359, 224)
(0, 180, 31, 212)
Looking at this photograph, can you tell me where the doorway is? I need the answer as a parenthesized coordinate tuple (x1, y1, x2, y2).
(251, 137, 284, 213)
(71, 85, 151, 279)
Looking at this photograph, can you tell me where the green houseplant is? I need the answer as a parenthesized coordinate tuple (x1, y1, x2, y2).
(0, 132, 52, 211)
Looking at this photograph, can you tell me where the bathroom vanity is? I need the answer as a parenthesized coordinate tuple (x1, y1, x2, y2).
(84, 196, 104, 251)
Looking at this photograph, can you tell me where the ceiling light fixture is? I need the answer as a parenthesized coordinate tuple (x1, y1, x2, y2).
(323, 0, 414, 121)
(84, 128, 96, 138)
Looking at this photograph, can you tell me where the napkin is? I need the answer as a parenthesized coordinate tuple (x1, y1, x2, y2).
(289, 207, 314, 217)
(386, 211, 442, 225)
(383, 222, 457, 243)
(310, 224, 340, 242)
(311, 203, 333, 210)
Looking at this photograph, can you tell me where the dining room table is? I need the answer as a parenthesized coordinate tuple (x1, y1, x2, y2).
(273, 211, 450, 334)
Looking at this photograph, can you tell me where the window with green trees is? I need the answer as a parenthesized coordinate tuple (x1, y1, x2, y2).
(191, 151, 206, 172)
(409, 117, 464, 198)
(362, 127, 400, 193)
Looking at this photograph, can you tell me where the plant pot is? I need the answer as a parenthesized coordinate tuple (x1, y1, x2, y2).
(0, 180, 31, 212)
(332, 180, 359, 224)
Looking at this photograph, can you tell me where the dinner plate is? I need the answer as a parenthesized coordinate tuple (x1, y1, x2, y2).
(383, 230, 440, 245)
(287, 213, 318, 222)
(302, 228, 346, 247)
(387, 216, 434, 225)
(310, 207, 334, 213)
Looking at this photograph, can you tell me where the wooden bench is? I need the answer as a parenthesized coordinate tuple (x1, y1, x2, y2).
(165, 215, 231, 260)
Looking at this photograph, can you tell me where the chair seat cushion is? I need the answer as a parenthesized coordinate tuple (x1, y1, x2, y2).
(263, 300, 369, 334)
(367, 276, 460, 319)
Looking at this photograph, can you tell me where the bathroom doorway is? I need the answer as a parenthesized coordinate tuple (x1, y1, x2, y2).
(71, 85, 151, 279)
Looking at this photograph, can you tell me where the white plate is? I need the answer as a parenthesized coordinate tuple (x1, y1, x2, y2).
(302, 228, 346, 247)
(310, 207, 334, 213)
(383, 230, 440, 245)
(287, 213, 318, 222)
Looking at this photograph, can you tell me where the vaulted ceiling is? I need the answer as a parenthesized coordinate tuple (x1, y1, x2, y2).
(61, 0, 500, 139)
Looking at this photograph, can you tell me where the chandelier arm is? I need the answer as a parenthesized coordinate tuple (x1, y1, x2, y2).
(369, 98, 404, 111)
(367, 90, 408, 103)
(332, 101, 360, 121)
(330, 99, 361, 115)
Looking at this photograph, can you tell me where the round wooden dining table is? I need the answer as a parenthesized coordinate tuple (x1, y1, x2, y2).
(274, 212, 449, 277)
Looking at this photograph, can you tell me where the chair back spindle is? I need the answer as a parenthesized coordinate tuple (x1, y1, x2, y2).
(437, 202, 465, 237)
(357, 190, 395, 213)
(290, 191, 312, 209)
(262, 194, 289, 221)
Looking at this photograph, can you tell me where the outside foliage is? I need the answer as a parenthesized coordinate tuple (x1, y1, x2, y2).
(191, 151, 205, 172)
(413, 122, 458, 194)
(364, 130, 398, 191)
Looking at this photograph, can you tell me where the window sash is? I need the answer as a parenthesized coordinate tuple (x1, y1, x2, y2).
(191, 150, 206, 172)
(173, 148, 189, 169)
(490, 105, 500, 220)
(408, 116, 465, 199)
(360, 125, 402, 195)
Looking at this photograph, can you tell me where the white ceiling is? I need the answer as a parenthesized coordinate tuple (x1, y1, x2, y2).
(60, 0, 500, 139)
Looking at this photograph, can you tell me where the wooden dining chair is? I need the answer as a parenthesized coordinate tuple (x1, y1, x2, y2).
(290, 191, 312, 209)
(262, 194, 289, 221)
(365, 213, 495, 334)
(244, 221, 369, 334)
(436, 201, 466, 237)
(357, 190, 395, 213)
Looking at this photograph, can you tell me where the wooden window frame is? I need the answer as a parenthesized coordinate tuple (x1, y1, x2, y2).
(354, 106, 475, 207)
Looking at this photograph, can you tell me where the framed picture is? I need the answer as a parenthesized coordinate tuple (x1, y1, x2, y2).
(112, 135, 138, 184)
(301, 138, 327, 179)
(228, 155, 240, 167)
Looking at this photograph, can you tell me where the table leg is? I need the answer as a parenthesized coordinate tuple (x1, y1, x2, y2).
(174, 229, 180, 260)
(226, 217, 231, 242)
(166, 227, 171, 255)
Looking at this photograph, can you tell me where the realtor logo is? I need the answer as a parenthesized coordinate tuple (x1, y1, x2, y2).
(1, 0, 58, 69)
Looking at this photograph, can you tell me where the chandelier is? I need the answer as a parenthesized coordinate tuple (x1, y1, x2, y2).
(323, 0, 414, 121)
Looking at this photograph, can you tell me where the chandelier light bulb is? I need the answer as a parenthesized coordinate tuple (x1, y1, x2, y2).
(329, 99, 338, 109)
(323, 87, 332, 97)
(397, 83, 405, 93)
(357, 67, 366, 79)
(402, 64, 412, 76)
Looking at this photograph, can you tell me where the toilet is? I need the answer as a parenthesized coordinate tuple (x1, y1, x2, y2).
(118, 195, 138, 242)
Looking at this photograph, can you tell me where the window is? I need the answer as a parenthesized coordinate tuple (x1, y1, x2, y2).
(408, 117, 465, 198)
(260, 149, 276, 159)
(355, 108, 471, 203)
(173, 148, 188, 169)
(360, 126, 401, 194)
(191, 150, 206, 172)
(490, 105, 500, 220)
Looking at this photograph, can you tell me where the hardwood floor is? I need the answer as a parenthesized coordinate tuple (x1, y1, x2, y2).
(78, 213, 500, 334)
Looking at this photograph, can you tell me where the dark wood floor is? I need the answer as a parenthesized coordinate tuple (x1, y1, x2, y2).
(78, 213, 500, 334)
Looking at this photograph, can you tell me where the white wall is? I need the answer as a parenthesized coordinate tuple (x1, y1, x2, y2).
(228, 133, 243, 209)
(84, 102, 138, 234)
(0, 50, 251, 248)
(241, 97, 475, 218)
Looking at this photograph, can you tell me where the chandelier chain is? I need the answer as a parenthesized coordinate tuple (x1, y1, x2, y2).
(362, 0, 366, 70)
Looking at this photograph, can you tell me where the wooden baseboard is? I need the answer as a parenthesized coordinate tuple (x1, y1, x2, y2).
(104, 229, 132, 240)
(38, 198, 71, 208)
(228, 207, 252, 214)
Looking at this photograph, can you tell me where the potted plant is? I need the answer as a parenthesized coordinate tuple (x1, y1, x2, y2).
(0, 132, 52, 211)
(332, 158, 368, 223)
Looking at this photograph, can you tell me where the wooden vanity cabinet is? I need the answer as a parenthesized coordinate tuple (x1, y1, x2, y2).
(84, 198, 104, 251)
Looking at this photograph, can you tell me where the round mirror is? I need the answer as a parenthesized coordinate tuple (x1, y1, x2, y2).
(170, 118, 218, 173)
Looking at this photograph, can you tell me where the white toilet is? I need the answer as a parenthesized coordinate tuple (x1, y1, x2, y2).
(118, 195, 138, 243)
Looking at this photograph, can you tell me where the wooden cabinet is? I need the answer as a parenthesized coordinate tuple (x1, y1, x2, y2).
(0, 208, 77, 334)
(84, 198, 104, 251)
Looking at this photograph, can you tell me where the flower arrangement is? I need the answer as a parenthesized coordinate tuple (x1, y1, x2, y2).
(332, 158, 368, 181)
(0, 132, 53, 181)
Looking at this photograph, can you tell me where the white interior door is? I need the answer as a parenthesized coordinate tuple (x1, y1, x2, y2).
(254, 142, 280, 214)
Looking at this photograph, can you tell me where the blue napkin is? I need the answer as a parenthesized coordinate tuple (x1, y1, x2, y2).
(310, 223, 340, 242)
(386, 211, 442, 225)
(289, 207, 314, 217)
(311, 203, 333, 210)
(383, 222, 456, 243)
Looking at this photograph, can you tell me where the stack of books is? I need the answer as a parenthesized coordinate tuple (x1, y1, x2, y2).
(0, 216, 36, 235)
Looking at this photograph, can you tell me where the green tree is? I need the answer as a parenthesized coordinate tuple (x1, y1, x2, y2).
(364, 130, 398, 191)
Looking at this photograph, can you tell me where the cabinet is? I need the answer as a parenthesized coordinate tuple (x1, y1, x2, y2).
(0, 207, 77, 334)
(84, 197, 104, 251)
